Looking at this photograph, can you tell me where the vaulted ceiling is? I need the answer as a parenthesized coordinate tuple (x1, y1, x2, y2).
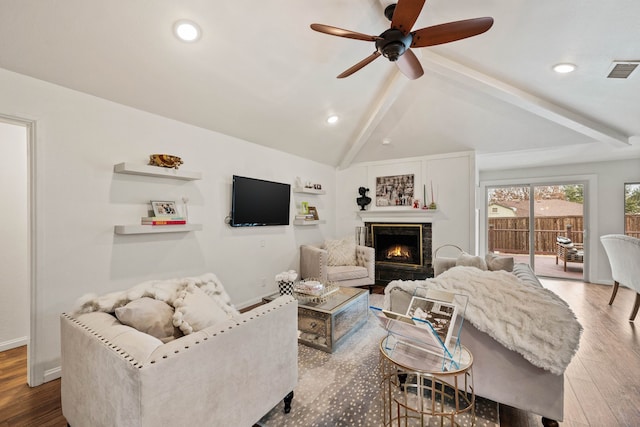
(1, 0, 639, 170)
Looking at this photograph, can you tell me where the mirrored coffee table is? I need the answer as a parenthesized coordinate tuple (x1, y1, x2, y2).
(263, 287, 368, 353)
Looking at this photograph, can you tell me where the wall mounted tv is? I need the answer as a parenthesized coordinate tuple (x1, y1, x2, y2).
(230, 175, 291, 227)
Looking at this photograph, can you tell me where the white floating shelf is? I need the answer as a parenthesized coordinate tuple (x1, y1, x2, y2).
(293, 219, 326, 226)
(114, 224, 203, 235)
(114, 162, 202, 181)
(293, 187, 326, 195)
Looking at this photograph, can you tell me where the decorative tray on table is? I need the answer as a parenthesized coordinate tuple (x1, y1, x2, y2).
(294, 279, 339, 302)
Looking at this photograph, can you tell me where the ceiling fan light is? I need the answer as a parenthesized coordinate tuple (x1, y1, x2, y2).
(174, 20, 201, 42)
(553, 63, 576, 74)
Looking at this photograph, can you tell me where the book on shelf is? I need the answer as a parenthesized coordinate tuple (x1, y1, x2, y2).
(406, 294, 458, 349)
(141, 216, 186, 225)
(294, 214, 315, 220)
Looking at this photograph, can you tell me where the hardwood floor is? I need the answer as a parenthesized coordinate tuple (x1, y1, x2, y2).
(0, 346, 65, 426)
(499, 279, 640, 427)
(1, 280, 638, 426)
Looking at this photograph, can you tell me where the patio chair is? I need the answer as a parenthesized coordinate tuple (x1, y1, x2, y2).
(555, 236, 584, 272)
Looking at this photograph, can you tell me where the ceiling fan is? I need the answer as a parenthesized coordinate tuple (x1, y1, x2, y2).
(310, 0, 493, 80)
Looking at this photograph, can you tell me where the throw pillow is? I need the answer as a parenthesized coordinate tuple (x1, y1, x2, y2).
(455, 252, 488, 271)
(173, 283, 231, 335)
(324, 238, 357, 266)
(114, 297, 177, 341)
(485, 252, 515, 272)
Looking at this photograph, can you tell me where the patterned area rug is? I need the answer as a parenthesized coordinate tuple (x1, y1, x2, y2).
(257, 294, 499, 427)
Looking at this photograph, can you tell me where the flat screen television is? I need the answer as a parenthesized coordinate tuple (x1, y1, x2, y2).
(230, 175, 291, 227)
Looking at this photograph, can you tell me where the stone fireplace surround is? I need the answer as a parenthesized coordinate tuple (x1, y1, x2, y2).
(360, 210, 436, 285)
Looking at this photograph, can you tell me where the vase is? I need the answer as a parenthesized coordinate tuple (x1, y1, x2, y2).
(278, 281, 294, 295)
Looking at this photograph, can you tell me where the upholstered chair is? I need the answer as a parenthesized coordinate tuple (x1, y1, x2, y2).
(300, 238, 375, 289)
(600, 234, 640, 321)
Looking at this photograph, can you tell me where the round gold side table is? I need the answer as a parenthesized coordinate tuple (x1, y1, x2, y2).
(379, 336, 475, 426)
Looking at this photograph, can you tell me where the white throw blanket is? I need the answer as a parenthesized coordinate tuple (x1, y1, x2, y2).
(384, 266, 582, 375)
(73, 272, 239, 317)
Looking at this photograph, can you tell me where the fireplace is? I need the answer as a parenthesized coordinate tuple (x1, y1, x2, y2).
(366, 222, 433, 285)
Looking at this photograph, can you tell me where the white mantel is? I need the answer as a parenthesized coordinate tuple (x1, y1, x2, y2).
(357, 209, 444, 223)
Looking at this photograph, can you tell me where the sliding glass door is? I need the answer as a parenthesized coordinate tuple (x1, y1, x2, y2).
(486, 183, 585, 280)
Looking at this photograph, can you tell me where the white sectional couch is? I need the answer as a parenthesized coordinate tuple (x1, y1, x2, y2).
(384, 254, 581, 427)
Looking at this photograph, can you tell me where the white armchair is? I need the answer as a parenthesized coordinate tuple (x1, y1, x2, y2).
(600, 234, 640, 321)
(300, 242, 375, 289)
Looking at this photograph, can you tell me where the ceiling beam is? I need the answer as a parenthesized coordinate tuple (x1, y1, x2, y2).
(338, 69, 410, 169)
(420, 51, 631, 147)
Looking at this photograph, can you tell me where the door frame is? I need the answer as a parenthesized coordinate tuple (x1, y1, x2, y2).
(0, 113, 37, 385)
(479, 174, 597, 283)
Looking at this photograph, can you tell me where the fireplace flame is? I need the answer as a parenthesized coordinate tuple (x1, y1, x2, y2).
(386, 244, 411, 260)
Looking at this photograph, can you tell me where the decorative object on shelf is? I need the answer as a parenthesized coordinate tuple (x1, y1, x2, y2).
(422, 181, 438, 210)
(148, 154, 183, 169)
(376, 174, 415, 207)
(276, 270, 298, 295)
(295, 176, 303, 188)
(313, 184, 322, 190)
(300, 201, 309, 214)
(181, 196, 189, 222)
(413, 199, 421, 209)
(356, 187, 371, 211)
(308, 206, 319, 220)
(151, 200, 178, 216)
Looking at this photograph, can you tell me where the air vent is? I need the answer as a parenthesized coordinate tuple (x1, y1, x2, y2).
(607, 61, 639, 79)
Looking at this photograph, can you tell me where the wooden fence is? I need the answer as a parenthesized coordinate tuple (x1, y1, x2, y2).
(488, 215, 640, 254)
(626, 214, 640, 238)
(488, 216, 584, 255)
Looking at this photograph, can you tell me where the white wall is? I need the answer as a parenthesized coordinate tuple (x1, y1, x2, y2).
(0, 121, 29, 351)
(0, 68, 336, 384)
(479, 158, 640, 284)
(336, 152, 476, 253)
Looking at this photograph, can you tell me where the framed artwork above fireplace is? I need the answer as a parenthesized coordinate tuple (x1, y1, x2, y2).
(375, 174, 415, 207)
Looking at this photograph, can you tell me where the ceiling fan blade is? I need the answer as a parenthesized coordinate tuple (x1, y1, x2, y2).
(396, 49, 424, 80)
(411, 17, 494, 48)
(390, 0, 426, 35)
(337, 52, 382, 78)
(310, 23, 380, 42)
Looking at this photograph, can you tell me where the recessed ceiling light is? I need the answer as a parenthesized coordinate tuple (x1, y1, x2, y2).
(174, 20, 201, 42)
(553, 63, 576, 74)
(382, 138, 392, 145)
(327, 115, 339, 124)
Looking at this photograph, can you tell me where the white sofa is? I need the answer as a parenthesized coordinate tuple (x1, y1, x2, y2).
(60, 274, 298, 427)
(384, 255, 581, 427)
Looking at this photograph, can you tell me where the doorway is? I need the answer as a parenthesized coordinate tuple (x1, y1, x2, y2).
(486, 182, 585, 280)
(0, 116, 32, 384)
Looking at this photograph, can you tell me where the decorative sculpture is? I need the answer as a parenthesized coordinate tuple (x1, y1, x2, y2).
(148, 154, 183, 169)
(356, 187, 372, 211)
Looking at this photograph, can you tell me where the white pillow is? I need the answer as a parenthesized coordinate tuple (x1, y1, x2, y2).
(456, 252, 488, 271)
(172, 284, 231, 335)
(485, 252, 514, 272)
(114, 297, 178, 341)
(324, 238, 357, 266)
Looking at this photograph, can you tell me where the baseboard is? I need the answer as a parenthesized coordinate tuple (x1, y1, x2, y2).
(0, 336, 28, 352)
(44, 366, 61, 382)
